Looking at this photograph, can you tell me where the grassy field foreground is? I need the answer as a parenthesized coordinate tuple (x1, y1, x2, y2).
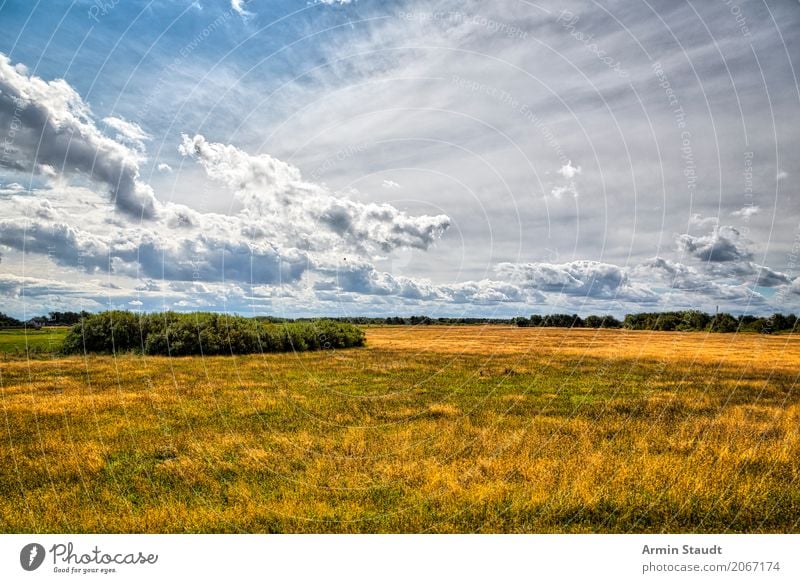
(1, 326, 798, 532)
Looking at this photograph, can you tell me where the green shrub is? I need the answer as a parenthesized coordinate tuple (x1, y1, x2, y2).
(61, 311, 365, 356)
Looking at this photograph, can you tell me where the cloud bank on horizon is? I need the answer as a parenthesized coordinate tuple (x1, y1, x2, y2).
(0, 0, 798, 318)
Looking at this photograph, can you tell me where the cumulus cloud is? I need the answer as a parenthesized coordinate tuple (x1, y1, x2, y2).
(0, 273, 84, 298)
(0, 208, 310, 286)
(382, 179, 400, 189)
(0, 54, 157, 218)
(0, 218, 110, 272)
(318, 261, 442, 300)
(179, 134, 451, 254)
(316, 260, 537, 305)
(496, 260, 654, 302)
(636, 257, 718, 293)
(705, 261, 792, 288)
(442, 279, 535, 304)
(157, 163, 173, 173)
(750, 265, 792, 287)
(102, 117, 150, 152)
(677, 225, 752, 262)
(0, 272, 135, 316)
(635, 257, 766, 304)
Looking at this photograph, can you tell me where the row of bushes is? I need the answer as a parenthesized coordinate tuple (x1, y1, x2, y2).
(514, 311, 798, 333)
(60, 311, 366, 356)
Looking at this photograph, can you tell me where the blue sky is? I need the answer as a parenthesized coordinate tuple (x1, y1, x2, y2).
(1, 0, 799, 318)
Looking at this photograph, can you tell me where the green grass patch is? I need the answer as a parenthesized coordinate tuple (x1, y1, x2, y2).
(0, 328, 69, 355)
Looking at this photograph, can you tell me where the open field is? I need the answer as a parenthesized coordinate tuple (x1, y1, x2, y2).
(0, 328, 68, 355)
(1, 326, 798, 533)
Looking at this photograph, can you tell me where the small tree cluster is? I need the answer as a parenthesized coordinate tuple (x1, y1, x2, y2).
(0, 312, 23, 328)
(61, 311, 366, 356)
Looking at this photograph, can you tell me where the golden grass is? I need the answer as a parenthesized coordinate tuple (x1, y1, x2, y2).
(1, 326, 798, 533)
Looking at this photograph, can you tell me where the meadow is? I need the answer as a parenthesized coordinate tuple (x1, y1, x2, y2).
(0, 327, 68, 356)
(0, 326, 798, 533)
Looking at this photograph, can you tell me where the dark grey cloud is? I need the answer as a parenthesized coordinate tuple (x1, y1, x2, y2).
(0, 215, 309, 286)
(0, 55, 157, 218)
(635, 257, 766, 305)
(0, 218, 110, 272)
(316, 260, 536, 305)
(677, 226, 752, 263)
(496, 260, 655, 302)
(705, 261, 792, 288)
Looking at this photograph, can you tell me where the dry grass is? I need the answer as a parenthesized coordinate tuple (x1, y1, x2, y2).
(1, 326, 798, 533)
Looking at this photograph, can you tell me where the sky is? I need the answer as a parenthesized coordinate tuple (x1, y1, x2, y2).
(0, 0, 799, 319)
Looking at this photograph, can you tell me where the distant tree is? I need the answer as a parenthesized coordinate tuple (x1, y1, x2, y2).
(585, 315, 622, 328)
(47, 311, 89, 326)
(788, 314, 798, 332)
(708, 312, 738, 333)
(0, 312, 22, 328)
(541, 313, 583, 328)
(676, 310, 711, 332)
(765, 313, 795, 333)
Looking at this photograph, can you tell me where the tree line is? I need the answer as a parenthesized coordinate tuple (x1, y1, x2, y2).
(321, 312, 798, 333)
(60, 311, 365, 356)
(0, 311, 91, 327)
(1, 309, 797, 338)
(514, 311, 797, 333)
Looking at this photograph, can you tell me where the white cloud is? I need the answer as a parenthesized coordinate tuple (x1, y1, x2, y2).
(689, 213, 719, 230)
(230, 0, 252, 18)
(157, 163, 173, 173)
(777, 170, 788, 181)
(550, 184, 578, 199)
(731, 205, 759, 219)
(382, 179, 401, 189)
(103, 116, 150, 152)
(179, 134, 451, 254)
(557, 160, 582, 180)
(0, 54, 157, 218)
